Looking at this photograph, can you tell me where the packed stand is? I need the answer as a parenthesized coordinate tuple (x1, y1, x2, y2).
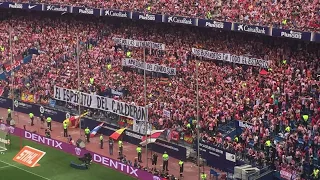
(10, 0, 320, 31)
(0, 10, 320, 179)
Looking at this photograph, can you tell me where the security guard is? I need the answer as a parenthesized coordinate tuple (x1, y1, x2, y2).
(302, 114, 309, 127)
(201, 172, 207, 180)
(29, 112, 34, 126)
(118, 140, 123, 156)
(162, 151, 169, 171)
(46, 117, 52, 131)
(179, 160, 184, 177)
(100, 134, 103, 149)
(109, 138, 114, 155)
(90, 77, 94, 85)
(285, 126, 291, 133)
(40, 114, 45, 129)
(234, 136, 239, 143)
(84, 127, 90, 143)
(136, 145, 142, 162)
(7, 108, 11, 119)
(152, 153, 158, 168)
(63, 121, 68, 137)
(312, 168, 319, 179)
(265, 139, 271, 155)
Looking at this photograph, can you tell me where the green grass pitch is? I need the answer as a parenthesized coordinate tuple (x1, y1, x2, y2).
(0, 135, 135, 180)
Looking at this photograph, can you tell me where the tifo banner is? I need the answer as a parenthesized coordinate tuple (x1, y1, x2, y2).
(112, 37, 166, 50)
(53, 86, 146, 121)
(191, 48, 269, 68)
(195, 141, 237, 171)
(13, 146, 46, 167)
(0, 97, 187, 161)
(0, 2, 318, 42)
(122, 58, 176, 76)
(1, 123, 159, 180)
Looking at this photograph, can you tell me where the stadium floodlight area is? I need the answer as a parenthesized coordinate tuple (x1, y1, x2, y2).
(0, 124, 10, 152)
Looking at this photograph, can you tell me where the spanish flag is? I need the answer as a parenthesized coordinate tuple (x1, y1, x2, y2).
(110, 128, 126, 141)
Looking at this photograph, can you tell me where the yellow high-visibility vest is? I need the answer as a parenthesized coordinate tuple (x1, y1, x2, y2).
(136, 147, 141, 153)
(46, 117, 52, 122)
(118, 141, 123, 147)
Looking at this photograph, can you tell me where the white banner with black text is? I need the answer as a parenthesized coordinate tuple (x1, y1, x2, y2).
(122, 58, 176, 76)
(112, 37, 166, 50)
(191, 48, 269, 68)
(132, 119, 152, 134)
(53, 86, 146, 121)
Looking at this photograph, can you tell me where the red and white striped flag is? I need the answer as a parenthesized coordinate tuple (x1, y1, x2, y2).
(140, 130, 164, 146)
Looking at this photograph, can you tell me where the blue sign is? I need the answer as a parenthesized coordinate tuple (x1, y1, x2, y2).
(44, 4, 70, 13)
(234, 23, 270, 35)
(315, 33, 320, 43)
(198, 19, 232, 30)
(163, 15, 197, 26)
(195, 141, 239, 171)
(103, 10, 131, 18)
(72, 7, 100, 16)
(272, 28, 312, 41)
(0, 2, 25, 9)
(26, 3, 42, 11)
(132, 12, 162, 22)
(0, 96, 187, 160)
(0, 1, 319, 42)
(235, 120, 253, 135)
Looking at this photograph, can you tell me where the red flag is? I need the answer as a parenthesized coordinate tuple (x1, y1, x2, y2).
(140, 130, 164, 146)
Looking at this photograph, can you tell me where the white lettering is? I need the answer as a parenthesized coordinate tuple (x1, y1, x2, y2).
(280, 31, 302, 39)
(138, 14, 156, 21)
(105, 10, 128, 18)
(9, 3, 23, 9)
(168, 16, 192, 25)
(205, 21, 224, 29)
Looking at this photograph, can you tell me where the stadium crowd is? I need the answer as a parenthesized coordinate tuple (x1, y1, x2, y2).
(10, 0, 320, 32)
(0, 9, 319, 179)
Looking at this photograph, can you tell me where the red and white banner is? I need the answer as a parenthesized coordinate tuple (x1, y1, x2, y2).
(280, 169, 292, 180)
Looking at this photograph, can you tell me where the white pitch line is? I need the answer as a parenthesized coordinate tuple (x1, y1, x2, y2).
(0, 165, 10, 169)
(0, 160, 51, 180)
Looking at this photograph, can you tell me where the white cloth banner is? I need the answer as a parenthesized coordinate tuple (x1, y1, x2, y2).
(122, 58, 176, 76)
(53, 86, 146, 121)
(112, 37, 166, 50)
(132, 119, 152, 134)
(191, 48, 269, 68)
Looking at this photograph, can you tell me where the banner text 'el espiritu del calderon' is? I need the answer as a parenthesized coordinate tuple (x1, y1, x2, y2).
(53, 86, 146, 121)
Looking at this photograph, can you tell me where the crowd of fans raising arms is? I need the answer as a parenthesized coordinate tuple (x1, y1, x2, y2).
(0, 10, 319, 179)
(8, 0, 320, 32)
